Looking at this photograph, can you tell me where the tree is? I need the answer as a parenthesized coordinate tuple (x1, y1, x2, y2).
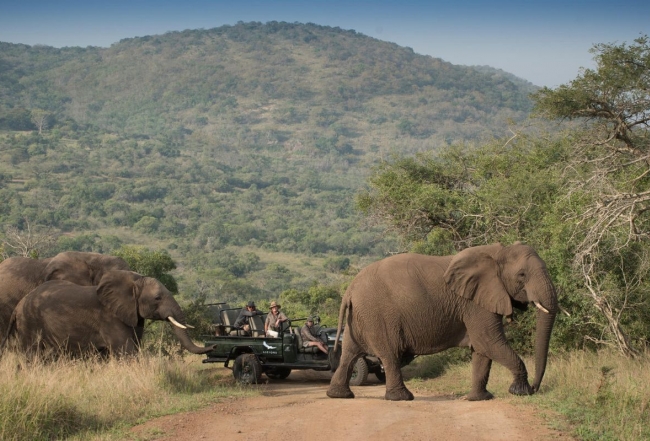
(357, 136, 566, 252)
(1, 220, 58, 259)
(532, 35, 650, 356)
(279, 283, 343, 324)
(113, 245, 178, 293)
(30, 109, 51, 135)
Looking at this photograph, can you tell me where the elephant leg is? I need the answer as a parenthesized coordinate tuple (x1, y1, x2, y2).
(327, 341, 363, 399)
(505, 355, 534, 396)
(382, 356, 413, 401)
(469, 320, 534, 397)
(485, 339, 533, 396)
(467, 350, 494, 401)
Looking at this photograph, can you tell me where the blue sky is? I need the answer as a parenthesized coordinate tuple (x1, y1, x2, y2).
(0, 0, 647, 87)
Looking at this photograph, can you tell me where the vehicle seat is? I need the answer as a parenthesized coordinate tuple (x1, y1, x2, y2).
(221, 309, 243, 336)
(209, 303, 230, 335)
(294, 326, 319, 354)
(250, 314, 266, 337)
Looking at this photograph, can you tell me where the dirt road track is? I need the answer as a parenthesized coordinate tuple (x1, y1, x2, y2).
(132, 371, 570, 441)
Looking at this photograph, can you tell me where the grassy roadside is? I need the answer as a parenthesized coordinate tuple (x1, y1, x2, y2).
(0, 352, 257, 441)
(3, 348, 647, 440)
(404, 349, 650, 441)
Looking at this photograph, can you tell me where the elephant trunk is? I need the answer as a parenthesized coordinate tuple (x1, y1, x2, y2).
(169, 321, 214, 354)
(531, 277, 557, 392)
(165, 307, 213, 354)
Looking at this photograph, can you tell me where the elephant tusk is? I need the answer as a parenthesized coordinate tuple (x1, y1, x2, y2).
(534, 301, 550, 314)
(167, 316, 187, 329)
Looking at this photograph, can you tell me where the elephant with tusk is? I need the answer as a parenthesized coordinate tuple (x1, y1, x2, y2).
(327, 242, 558, 401)
(1, 270, 213, 358)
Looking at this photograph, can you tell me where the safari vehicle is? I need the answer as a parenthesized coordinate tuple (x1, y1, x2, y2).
(201, 303, 384, 385)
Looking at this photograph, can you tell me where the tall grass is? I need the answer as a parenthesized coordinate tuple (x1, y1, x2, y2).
(0, 351, 255, 441)
(404, 349, 650, 440)
(4, 347, 646, 440)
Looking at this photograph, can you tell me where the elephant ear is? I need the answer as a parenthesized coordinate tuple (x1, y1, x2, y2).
(96, 270, 141, 327)
(444, 248, 513, 317)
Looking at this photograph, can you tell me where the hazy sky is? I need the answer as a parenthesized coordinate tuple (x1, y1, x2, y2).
(0, 0, 647, 87)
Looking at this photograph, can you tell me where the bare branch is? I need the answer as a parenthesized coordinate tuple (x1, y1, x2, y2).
(1, 220, 58, 259)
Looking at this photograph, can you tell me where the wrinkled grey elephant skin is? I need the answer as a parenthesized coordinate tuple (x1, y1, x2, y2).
(3, 270, 213, 357)
(327, 242, 558, 401)
(0, 251, 130, 336)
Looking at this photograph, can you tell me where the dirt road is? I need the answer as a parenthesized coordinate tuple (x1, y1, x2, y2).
(132, 371, 570, 441)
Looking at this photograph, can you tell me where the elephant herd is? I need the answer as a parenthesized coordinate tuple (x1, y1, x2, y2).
(1, 242, 558, 403)
(0, 251, 212, 358)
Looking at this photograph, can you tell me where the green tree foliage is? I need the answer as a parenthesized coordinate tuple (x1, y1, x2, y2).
(359, 136, 567, 250)
(279, 283, 343, 325)
(54, 233, 123, 254)
(0, 107, 35, 130)
(323, 256, 350, 273)
(113, 245, 178, 293)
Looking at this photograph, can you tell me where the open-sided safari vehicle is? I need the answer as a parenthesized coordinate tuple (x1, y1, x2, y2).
(201, 303, 384, 385)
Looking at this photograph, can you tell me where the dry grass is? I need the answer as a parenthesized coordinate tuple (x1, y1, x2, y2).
(0, 351, 256, 441)
(3, 347, 647, 440)
(404, 349, 650, 440)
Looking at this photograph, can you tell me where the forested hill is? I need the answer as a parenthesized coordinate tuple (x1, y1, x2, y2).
(0, 21, 537, 303)
(1, 21, 535, 140)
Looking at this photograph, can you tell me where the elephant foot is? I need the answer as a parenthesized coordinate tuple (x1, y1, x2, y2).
(385, 387, 414, 401)
(508, 379, 534, 396)
(467, 390, 494, 401)
(327, 385, 355, 399)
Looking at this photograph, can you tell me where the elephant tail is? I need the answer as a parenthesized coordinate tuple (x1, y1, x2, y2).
(0, 310, 17, 356)
(333, 292, 351, 352)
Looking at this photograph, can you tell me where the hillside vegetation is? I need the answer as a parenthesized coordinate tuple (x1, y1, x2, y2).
(0, 21, 537, 304)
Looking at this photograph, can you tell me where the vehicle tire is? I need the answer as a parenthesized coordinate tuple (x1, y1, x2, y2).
(349, 357, 369, 386)
(374, 370, 386, 383)
(233, 353, 263, 384)
(265, 367, 292, 380)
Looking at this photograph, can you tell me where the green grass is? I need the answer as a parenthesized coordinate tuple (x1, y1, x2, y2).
(0, 352, 257, 441)
(403, 349, 650, 440)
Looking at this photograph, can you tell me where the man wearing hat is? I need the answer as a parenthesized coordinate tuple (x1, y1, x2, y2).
(264, 301, 288, 338)
(233, 301, 264, 336)
(300, 317, 328, 355)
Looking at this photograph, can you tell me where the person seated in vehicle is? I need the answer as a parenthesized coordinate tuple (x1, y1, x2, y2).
(265, 301, 288, 338)
(300, 317, 328, 355)
(233, 301, 265, 336)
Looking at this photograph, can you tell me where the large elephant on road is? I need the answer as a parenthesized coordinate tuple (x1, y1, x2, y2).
(0, 251, 130, 335)
(3, 270, 213, 357)
(327, 242, 557, 401)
